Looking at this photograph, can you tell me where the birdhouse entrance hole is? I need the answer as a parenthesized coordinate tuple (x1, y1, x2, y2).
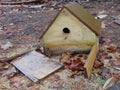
(63, 28, 70, 34)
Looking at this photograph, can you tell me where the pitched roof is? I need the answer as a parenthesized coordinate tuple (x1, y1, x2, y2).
(40, 2, 101, 39)
(64, 2, 101, 36)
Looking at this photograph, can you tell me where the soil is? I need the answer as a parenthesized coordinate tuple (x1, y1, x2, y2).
(0, 1, 120, 90)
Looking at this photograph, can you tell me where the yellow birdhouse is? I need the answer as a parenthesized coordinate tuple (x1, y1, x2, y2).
(40, 2, 100, 54)
(40, 2, 101, 78)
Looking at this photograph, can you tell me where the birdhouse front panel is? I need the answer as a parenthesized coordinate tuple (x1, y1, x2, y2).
(42, 8, 97, 53)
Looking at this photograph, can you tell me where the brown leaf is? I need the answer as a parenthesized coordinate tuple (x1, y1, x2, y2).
(69, 64, 84, 71)
(61, 52, 71, 64)
(107, 44, 116, 53)
(0, 63, 10, 70)
(94, 60, 103, 68)
(69, 59, 85, 71)
(115, 52, 120, 59)
(103, 77, 114, 90)
(63, 59, 71, 66)
(61, 52, 86, 71)
(7, 72, 18, 79)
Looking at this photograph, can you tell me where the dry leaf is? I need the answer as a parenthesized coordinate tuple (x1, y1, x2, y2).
(103, 77, 114, 90)
(97, 14, 108, 19)
(1, 42, 13, 50)
(107, 44, 116, 53)
(115, 52, 120, 59)
(113, 66, 120, 71)
(61, 52, 87, 71)
(101, 21, 106, 29)
(0, 63, 10, 70)
(69, 59, 85, 71)
(103, 59, 110, 66)
(61, 52, 71, 64)
(94, 60, 103, 68)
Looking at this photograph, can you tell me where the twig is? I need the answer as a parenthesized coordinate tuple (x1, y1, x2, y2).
(0, 0, 39, 5)
(0, 50, 31, 63)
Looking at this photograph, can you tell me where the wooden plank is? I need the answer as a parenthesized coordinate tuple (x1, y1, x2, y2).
(84, 42, 99, 78)
(12, 51, 63, 82)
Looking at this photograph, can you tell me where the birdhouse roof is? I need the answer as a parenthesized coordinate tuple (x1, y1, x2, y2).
(40, 2, 101, 39)
(64, 2, 101, 36)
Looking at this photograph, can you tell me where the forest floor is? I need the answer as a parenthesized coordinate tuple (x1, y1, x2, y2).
(0, 1, 120, 90)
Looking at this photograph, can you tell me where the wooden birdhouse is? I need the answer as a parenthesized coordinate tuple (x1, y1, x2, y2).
(40, 2, 101, 78)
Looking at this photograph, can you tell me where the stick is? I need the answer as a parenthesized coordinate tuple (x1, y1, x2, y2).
(0, 0, 39, 5)
(0, 50, 31, 63)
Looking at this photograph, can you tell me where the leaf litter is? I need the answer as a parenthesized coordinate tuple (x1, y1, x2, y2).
(0, 1, 120, 90)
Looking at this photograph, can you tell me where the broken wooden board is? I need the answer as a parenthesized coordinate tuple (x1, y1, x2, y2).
(84, 43, 99, 78)
(12, 51, 63, 82)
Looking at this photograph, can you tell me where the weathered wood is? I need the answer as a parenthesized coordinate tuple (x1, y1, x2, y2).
(43, 8, 97, 54)
(84, 42, 99, 78)
(12, 51, 63, 82)
(0, 50, 31, 63)
(65, 2, 101, 36)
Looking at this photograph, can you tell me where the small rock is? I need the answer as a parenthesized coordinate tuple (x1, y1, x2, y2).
(97, 14, 108, 19)
(0, 26, 4, 32)
(2, 67, 17, 77)
(114, 20, 120, 25)
(101, 21, 106, 28)
(9, 23, 14, 26)
(0, 41, 13, 50)
(27, 82, 33, 87)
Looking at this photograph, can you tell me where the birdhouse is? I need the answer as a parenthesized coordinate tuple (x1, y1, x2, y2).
(40, 2, 101, 78)
(40, 2, 100, 54)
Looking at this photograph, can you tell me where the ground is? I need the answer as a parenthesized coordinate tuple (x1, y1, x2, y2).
(0, 1, 120, 90)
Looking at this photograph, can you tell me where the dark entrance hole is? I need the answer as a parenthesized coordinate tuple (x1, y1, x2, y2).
(63, 28, 70, 34)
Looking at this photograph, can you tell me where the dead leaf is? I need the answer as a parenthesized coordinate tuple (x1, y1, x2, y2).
(7, 72, 18, 79)
(1, 42, 13, 50)
(97, 14, 108, 19)
(113, 66, 120, 71)
(107, 44, 116, 53)
(92, 68, 101, 75)
(103, 59, 110, 66)
(61, 52, 71, 64)
(2, 67, 17, 77)
(103, 76, 119, 90)
(94, 60, 103, 68)
(61, 52, 87, 71)
(103, 77, 114, 90)
(69, 59, 85, 71)
(115, 52, 120, 59)
(101, 21, 106, 29)
(63, 59, 72, 66)
(0, 63, 10, 70)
